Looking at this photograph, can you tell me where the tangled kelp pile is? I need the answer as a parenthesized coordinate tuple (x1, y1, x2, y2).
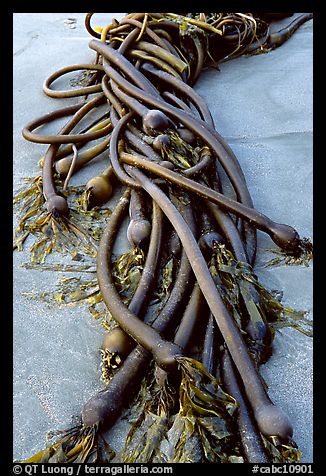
(14, 12, 313, 463)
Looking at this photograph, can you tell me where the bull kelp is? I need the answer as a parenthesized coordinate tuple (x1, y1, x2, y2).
(14, 12, 313, 463)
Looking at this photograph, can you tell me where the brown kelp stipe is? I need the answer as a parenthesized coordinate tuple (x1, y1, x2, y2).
(14, 12, 312, 463)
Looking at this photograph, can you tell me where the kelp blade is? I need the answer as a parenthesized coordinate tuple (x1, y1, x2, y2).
(20, 424, 113, 463)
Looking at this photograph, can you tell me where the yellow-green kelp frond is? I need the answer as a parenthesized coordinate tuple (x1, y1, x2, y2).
(117, 407, 170, 463)
(262, 435, 302, 464)
(210, 244, 312, 344)
(20, 247, 146, 333)
(67, 184, 112, 242)
(151, 256, 175, 308)
(112, 247, 145, 305)
(113, 364, 173, 463)
(13, 177, 105, 263)
(13, 175, 45, 251)
(20, 423, 114, 463)
(21, 272, 112, 331)
(161, 131, 207, 170)
(170, 356, 242, 463)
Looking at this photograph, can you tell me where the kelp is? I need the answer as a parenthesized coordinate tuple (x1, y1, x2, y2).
(112, 247, 145, 305)
(13, 175, 46, 252)
(22, 262, 95, 273)
(262, 435, 301, 463)
(165, 13, 223, 37)
(123, 361, 157, 424)
(13, 177, 111, 263)
(166, 13, 267, 63)
(269, 307, 312, 338)
(162, 131, 198, 170)
(20, 246, 146, 329)
(263, 238, 313, 268)
(171, 357, 242, 463)
(32, 215, 97, 264)
(151, 256, 175, 307)
(21, 274, 109, 323)
(171, 358, 301, 464)
(78, 188, 93, 212)
(117, 356, 242, 463)
(20, 423, 114, 464)
(209, 244, 312, 359)
(100, 349, 122, 384)
(161, 133, 212, 172)
(114, 365, 173, 463)
(14, 11, 313, 465)
(69, 69, 100, 88)
(68, 184, 112, 240)
(117, 407, 170, 463)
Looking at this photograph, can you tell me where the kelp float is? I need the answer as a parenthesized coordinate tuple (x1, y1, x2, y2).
(14, 12, 313, 463)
